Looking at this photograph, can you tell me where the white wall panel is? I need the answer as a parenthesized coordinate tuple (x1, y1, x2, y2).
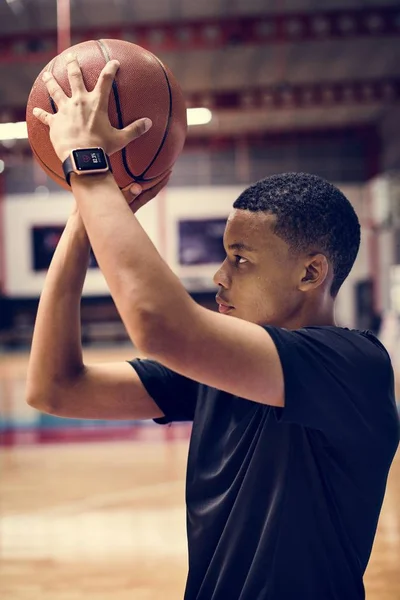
(3, 183, 366, 327)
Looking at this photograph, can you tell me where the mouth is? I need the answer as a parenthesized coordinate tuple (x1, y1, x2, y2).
(216, 297, 234, 314)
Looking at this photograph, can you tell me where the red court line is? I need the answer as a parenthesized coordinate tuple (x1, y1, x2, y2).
(0, 423, 192, 446)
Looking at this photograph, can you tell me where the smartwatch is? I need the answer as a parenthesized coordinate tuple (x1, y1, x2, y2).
(62, 148, 111, 185)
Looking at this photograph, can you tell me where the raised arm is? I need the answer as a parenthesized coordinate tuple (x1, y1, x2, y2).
(32, 54, 285, 409)
(26, 186, 167, 421)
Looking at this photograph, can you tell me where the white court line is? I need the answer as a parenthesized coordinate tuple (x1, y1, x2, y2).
(8, 479, 184, 518)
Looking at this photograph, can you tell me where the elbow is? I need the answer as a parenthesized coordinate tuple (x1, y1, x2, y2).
(26, 377, 72, 415)
(26, 380, 45, 410)
(25, 366, 85, 414)
(26, 388, 56, 414)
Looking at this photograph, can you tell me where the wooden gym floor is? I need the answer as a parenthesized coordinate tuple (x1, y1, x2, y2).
(0, 349, 399, 600)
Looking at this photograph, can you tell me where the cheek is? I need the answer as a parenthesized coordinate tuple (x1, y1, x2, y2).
(234, 275, 272, 311)
(245, 271, 294, 308)
(232, 262, 295, 301)
(262, 263, 296, 290)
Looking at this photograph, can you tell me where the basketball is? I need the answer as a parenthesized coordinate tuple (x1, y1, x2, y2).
(26, 39, 187, 191)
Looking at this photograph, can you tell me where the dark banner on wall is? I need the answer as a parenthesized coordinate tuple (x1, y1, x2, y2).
(178, 218, 226, 266)
(31, 225, 98, 271)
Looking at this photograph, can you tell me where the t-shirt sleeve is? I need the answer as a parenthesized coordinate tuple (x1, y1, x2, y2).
(127, 358, 199, 424)
(265, 326, 397, 447)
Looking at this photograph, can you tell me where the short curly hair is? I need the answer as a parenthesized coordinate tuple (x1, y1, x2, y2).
(233, 173, 360, 297)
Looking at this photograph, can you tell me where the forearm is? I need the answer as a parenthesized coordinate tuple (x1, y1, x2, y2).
(70, 173, 194, 349)
(26, 209, 90, 401)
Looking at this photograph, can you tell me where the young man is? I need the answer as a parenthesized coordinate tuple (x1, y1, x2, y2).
(27, 56, 399, 600)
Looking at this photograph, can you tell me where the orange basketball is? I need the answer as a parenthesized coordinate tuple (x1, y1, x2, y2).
(26, 39, 187, 191)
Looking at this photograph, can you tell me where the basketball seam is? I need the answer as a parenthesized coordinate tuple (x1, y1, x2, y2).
(97, 39, 172, 182)
(97, 40, 138, 182)
(48, 58, 57, 114)
(29, 58, 62, 183)
(140, 55, 173, 180)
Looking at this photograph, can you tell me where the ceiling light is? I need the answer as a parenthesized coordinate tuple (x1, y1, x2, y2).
(0, 121, 28, 141)
(0, 110, 213, 142)
(187, 108, 212, 126)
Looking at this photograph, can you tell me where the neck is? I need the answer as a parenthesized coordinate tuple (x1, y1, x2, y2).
(281, 294, 336, 330)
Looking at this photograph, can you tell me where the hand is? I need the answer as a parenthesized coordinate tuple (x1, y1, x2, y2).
(122, 171, 172, 214)
(33, 54, 152, 162)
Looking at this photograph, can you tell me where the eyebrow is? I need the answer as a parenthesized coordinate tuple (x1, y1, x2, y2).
(227, 243, 256, 252)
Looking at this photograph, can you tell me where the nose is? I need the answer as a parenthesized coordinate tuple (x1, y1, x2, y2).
(213, 258, 231, 289)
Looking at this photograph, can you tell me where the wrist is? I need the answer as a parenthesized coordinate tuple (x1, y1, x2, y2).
(70, 170, 115, 188)
(67, 209, 89, 239)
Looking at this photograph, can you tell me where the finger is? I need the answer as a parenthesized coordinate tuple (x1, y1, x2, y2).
(42, 71, 67, 107)
(122, 183, 142, 204)
(120, 117, 152, 146)
(130, 171, 171, 211)
(66, 53, 86, 95)
(32, 107, 53, 126)
(95, 60, 120, 111)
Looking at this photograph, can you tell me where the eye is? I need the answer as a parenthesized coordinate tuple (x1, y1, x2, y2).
(234, 255, 248, 265)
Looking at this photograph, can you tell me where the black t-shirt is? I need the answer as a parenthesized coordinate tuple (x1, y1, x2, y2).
(129, 326, 400, 600)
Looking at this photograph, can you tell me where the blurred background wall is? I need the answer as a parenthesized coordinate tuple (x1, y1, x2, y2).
(1, 0, 400, 439)
(1, 5, 400, 600)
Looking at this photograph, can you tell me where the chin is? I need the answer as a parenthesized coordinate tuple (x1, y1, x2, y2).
(225, 308, 266, 325)
(234, 312, 254, 323)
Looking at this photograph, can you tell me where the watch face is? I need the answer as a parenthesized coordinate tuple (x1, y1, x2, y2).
(73, 149, 108, 171)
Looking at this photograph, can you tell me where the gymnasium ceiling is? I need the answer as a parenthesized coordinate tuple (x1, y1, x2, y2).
(0, 0, 399, 140)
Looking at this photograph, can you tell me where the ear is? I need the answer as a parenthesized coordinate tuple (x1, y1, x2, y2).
(299, 253, 329, 292)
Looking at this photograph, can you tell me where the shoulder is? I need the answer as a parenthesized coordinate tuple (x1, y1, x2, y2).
(265, 325, 393, 381)
(267, 325, 398, 443)
(267, 325, 390, 356)
(317, 327, 391, 365)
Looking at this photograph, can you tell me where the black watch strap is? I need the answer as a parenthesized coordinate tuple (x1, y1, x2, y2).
(62, 155, 75, 186)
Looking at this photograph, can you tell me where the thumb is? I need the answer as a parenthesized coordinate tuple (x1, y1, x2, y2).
(122, 182, 142, 204)
(121, 117, 152, 146)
